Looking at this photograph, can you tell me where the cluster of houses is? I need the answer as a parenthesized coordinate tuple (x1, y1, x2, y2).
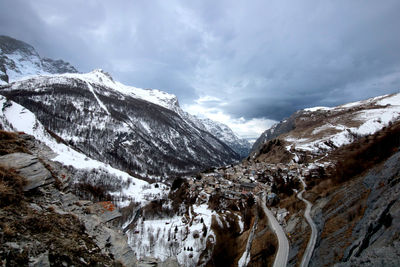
(186, 160, 306, 202)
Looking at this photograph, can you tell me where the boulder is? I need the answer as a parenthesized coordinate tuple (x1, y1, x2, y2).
(29, 251, 50, 267)
(0, 152, 53, 191)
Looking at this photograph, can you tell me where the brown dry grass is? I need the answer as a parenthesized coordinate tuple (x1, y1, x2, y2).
(207, 210, 254, 267)
(0, 130, 30, 155)
(0, 170, 121, 266)
(0, 165, 27, 207)
(318, 175, 370, 263)
(279, 194, 306, 215)
(0, 130, 122, 266)
(277, 194, 310, 266)
(256, 139, 293, 164)
(249, 212, 278, 267)
(249, 230, 277, 267)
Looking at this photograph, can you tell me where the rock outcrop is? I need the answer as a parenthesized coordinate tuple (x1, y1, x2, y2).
(0, 152, 53, 191)
(0, 131, 137, 266)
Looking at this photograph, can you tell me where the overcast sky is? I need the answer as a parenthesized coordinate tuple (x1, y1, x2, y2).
(1, 0, 400, 138)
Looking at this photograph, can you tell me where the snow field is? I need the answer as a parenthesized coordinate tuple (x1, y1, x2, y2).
(127, 203, 216, 266)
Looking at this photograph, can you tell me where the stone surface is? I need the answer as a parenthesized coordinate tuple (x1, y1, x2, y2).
(29, 251, 50, 267)
(0, 152, 53, 191)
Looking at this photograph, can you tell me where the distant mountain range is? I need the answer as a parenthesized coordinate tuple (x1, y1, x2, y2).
(0, 35, 252, 178)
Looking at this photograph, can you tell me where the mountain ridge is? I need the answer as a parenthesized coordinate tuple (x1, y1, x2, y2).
(0, 35, 78, 84)
(0, 70, 241, 177)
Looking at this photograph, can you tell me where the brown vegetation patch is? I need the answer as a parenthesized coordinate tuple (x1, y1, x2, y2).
(0, 130, 30, 155)
(207, 211, 253, 267)
(249, 210, 277, 267)
(256, 139, 293, 164)
(142, 199, 174, 220)
(328, 120, 400, 185)
(0, 182, 120, 266)
(279, 194, 306, 215)
(169, 179, 195, 214)
(317, 175, 369, 264)
(304, 120, 400, 201)
(0, 165, 27, 207)
(72, 182, 113, 202)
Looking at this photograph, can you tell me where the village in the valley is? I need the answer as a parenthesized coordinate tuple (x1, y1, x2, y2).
(185, 160, 314, 206)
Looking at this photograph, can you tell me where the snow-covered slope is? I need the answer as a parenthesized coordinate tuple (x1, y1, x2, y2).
(252, 93, 400, 160)
(0, 70, 239, 177)
(0, 35, 77, 84)
(106, 78, 251, 157)
(198, 118, 251, 158)
(286, 94, 400, 154)
(0, 95, 168, 204)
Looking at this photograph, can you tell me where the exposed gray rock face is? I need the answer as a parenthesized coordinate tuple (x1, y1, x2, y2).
(334, 151, 400, 266)
(29, 251, 50, 267)
(0, 152, 53, 190)
(0, 35, 78, 84)
(41, 57, 78, 74)
(199, 118, 252, 158)
(309, 151, 400, 267)
(250, 111, 299, 155)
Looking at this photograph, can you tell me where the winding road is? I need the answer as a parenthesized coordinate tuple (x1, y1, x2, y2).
(260, 195, 289, 267)
(297, 180, 318, 267)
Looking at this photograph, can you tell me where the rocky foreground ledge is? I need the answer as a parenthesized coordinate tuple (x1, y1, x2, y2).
(0, 131, 137, 266)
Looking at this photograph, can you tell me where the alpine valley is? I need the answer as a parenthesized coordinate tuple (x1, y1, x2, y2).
(1, 35, 400, 267)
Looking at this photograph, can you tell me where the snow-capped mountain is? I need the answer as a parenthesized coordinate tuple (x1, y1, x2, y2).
(252, 93, 400, 161)
(197, 118, 251, 158)
(0, 35, 77, 84)
(116, 85, 252, 158)
(0, 70, 240, 177)
(0, 35, 250, 165)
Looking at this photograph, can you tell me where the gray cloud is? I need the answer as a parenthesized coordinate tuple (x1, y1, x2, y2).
(1, 0, 400, 123)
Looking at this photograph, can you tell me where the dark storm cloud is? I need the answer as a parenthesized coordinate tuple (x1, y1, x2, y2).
(1, 0, 400, 122)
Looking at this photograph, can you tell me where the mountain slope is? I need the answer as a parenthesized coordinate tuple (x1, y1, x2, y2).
(198, 118, 251, 158)
(0, 70, 240, 177)
(0, 35, 77, 84)
(251, 93, 400, 162)
(113, 83, 252, 158)
(0, 95, 240, 267)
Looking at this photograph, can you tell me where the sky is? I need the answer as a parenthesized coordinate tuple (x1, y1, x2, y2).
(1, 0, 400, 139)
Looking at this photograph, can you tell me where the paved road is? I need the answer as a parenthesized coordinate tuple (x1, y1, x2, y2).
(297, 180, 318, 267)
(260, 195, 289, 267)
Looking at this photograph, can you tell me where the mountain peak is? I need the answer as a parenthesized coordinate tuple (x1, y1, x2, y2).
(0, 35, 37, 56)
(0, 35, 78, 84)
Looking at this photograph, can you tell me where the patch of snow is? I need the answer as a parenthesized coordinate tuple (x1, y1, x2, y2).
(377, 93, 400, 106)
(304, 106, 332, 112)
(127, 203, 215, 266)
(86, 82, 110, 115)
(238, 250, 250, 267)
(5, 51, 49, 82)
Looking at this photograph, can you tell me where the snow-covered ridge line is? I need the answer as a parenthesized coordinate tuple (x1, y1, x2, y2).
(286, 93, 400, 156)
(8, 69, 248, 158)
(0, 35, 78, 83)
